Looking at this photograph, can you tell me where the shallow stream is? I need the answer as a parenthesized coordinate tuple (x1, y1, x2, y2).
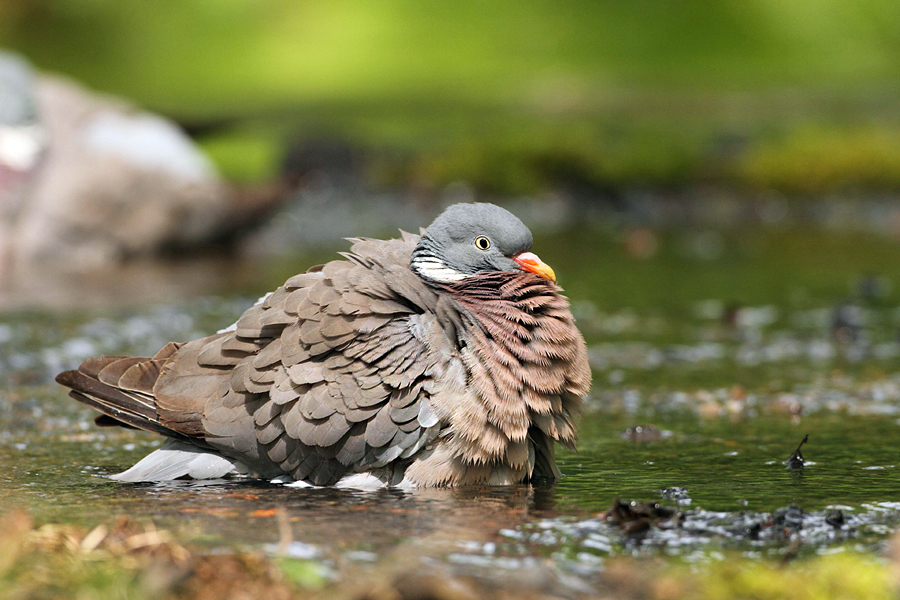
(2, 223, 900, 594)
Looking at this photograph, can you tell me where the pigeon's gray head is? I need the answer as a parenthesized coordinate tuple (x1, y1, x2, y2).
(410, 202, 556, 284)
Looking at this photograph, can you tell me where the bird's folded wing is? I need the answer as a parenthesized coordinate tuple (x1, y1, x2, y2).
(154, 236, 449, 485)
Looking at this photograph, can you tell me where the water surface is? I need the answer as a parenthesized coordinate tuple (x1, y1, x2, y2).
(2, 225, 900, 592)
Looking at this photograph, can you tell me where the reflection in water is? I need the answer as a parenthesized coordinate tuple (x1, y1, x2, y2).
(77, 479, 561, 553)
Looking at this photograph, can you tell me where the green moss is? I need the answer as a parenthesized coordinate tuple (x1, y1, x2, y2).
(275, 558, 328, 590)
(679, 553, 895, 600)
(738, 126, 900, 194)
(409, 122, 705, 194)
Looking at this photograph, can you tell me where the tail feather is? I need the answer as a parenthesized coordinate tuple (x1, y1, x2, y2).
(118, 360, 165, 395)
(68, 388, 188, 439)
(153, 341, 184, 361)
(94, 414, 138, 429)
(57, 366, 157, 421)
(97, 357, 146, 386)
(77, 355, 127, 379)
(56, 354, 204, 446)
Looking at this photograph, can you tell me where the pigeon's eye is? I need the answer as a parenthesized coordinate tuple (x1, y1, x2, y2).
(474, 236, 491, 250)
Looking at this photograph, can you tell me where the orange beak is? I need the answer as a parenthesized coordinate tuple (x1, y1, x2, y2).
(513, 251, 557, 283)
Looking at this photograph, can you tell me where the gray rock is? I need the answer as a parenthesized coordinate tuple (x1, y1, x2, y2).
(1, 64, 234, 273)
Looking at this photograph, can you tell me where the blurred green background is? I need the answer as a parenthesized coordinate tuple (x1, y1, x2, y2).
(3, 0, 900, 193)
(5, 7, 900, 597)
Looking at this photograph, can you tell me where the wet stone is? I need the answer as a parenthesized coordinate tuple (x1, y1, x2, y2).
(661, 487, 692, 506)
(495, 501, 896, 564)
(772, 505, 806, 534)
(825, 509, 845, 529)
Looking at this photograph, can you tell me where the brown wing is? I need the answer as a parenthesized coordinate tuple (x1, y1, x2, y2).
(152, 234, 450, 485)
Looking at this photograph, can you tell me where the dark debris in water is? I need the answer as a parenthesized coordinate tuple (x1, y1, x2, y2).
(497, 500, 900, 566)
(598, 500, 679, 535)
(826, 509, 846, 528)
(771, 504, 806, 534)
(784, 433, 809, 469)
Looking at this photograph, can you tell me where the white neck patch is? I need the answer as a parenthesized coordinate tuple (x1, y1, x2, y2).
(410, 256, 467, 283)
